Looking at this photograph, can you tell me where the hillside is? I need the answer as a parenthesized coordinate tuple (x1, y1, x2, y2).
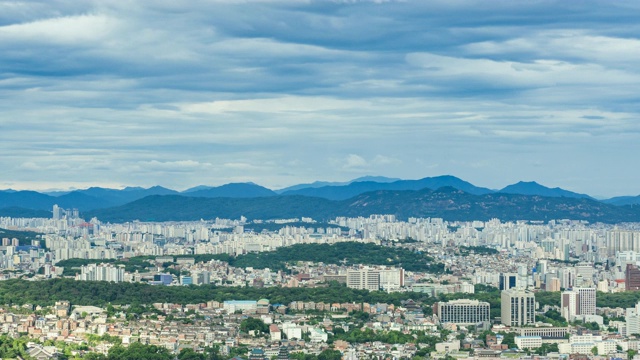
(184, 183, 277, 198)
(602, 195, 640, 206)
(87, 187, 640, 223)
(281, 175, 494, 200)
(499, 181, 593, 199)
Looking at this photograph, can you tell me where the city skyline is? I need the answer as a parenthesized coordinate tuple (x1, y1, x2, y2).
(2, 1, 640, 197)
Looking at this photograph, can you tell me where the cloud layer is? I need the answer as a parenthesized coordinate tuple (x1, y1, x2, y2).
(1, 0, 639, 196)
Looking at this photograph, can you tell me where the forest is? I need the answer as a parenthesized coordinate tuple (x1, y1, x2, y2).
(54, 242, 445, 276)
(0, 279, 432, 307)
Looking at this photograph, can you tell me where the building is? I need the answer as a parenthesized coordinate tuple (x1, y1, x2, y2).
(277, 346, 289, 360)
(627, 264, 640, 291)
(501, 289, 535, 326)
(154, 273, 173, 285)
(249, 348, 266, 360)
(435, 299, 490, 325)
(515, 336, 542, 349)
(561, 290, 580, 320)
(346, 267, 404, 291)
(513, 327, 568, 339)
(547, 278, 561, 292)
(223, 300, 257, 313)
(76, 263, 125, 283)
(576, 287, 596, 316)
(379, 268, 405, 290)
(499, 273, 517, 290)
(346, 268, 380, 291)
(270, 324, 281, 341)
(626, 302, 640, 336)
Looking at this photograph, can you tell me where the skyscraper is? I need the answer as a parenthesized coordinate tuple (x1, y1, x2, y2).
(52, 204, 61, 220)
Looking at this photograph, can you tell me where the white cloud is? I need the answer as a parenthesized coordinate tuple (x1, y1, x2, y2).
(343, 154, 368, 169)
(0, 14, 120, 45)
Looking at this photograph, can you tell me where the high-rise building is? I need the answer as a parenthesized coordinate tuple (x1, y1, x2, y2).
(52, 205, 61, 220)
(435, 299, 490, 325)
(379, 268, 405, 290)
(501, 289, 535, 326)
(500, 273, 518, 290)
(561, 290, 580, 320)
(346, 269, 380, 291)
(547, 278, 561, 292)
(345, 267, 404, 291)
(576, 287, 596, 316)
(626, 264, 640, 291)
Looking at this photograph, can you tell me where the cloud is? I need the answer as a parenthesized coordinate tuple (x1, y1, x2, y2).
(343, 154, 368, 169)
(0, 1, 639, 196)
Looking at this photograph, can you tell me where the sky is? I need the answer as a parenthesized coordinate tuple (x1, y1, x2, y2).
(1, 0, 640, 197)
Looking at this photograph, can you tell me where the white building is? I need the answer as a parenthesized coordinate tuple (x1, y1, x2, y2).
(501, 289, 535, 326)
(435, 299, 490, 325)
(515, 336, 542, 349)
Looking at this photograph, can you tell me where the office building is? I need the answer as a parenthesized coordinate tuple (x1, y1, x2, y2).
(499, 273, 517, 290)
(435, 299, 490, 325)
(576, 287, 596, 316)
(561, 290, 580, 320)
(346, 269, 380, 291)
(501, 289, 535, 326)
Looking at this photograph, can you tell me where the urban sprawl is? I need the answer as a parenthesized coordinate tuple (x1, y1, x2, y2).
(2, 206, 640, 360)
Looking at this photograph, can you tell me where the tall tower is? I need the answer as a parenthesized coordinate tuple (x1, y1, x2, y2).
(501, 289, 535, 326)
(52, 204, 61, 220)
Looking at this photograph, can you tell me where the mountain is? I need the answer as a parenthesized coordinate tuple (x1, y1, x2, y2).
(184, 183, 277, 198)
(350, 176, 401, 183)
(280, 175, 494, 200)
(0, 191, 59, 211)
(182, 185, 214, 193)
(276, 176, 400, 193)
(0, 207, 51, 218)
(602, 195, 640, 206)
(499, 181, 593, 199)
(86, 187, 640, 224)
(0, 186, 181, 212)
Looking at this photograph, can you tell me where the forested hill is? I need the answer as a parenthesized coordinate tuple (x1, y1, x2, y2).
(86, 187, 640, 223)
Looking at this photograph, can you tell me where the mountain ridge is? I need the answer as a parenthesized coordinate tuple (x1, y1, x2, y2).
(84, 187, 640, 224)
(0, 176, 636, 212)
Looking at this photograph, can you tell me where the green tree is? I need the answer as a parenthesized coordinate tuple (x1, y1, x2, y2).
(240, 317, 268, 334)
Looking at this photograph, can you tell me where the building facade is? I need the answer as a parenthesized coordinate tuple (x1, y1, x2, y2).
(435, 299, 490, 325)
(501, 289, 535, 326)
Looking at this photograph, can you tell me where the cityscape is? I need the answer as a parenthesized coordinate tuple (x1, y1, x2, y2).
(2, 1, 640, 360)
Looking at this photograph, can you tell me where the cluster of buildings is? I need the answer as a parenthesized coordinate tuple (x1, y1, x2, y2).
(5, 211, 640, 358)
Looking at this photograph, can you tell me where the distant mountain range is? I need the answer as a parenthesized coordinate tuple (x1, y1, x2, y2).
(280, 175, 493, 200)
(1, 175, 639, 222)
(84, 187, 640, 224)
(498, 181, 594, 199)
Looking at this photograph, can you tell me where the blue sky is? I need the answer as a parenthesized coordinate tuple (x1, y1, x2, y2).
(1, 0, 639, 197)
